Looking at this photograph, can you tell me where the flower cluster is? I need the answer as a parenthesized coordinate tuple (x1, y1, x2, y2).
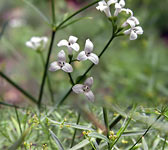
(96, 0, 143, 40)
(49, 36, 99, 102)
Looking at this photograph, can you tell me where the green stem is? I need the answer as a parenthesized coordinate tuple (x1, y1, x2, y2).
(39, 52, 54, 103)
(51, 0, 56, 25)
(111, 117, 131, 148)
(38, 31, 56, 108)
(56, 0, 101, 30)
(68, 73, 75, 85)
(0, 71, 37, 104)
(162, 135, 167, 150)
(0, 101, 20, 108)
(70, 113, 81, 147)
(14, 107, 23, 134)
(129, 114, 162, 150)
(103, 107, 110, 150)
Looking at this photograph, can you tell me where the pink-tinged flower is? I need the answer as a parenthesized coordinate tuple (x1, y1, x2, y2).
(57, 36, 80, 55)
(26, 36, 48, 51)
(114, 0, 125, 16)
(124, 26, 143, 40)
(96, 0, 117, 18)
(49, 50, 73, 73)
(77, 39, 99, 65)
(72, 77, 95, 102)
(122, 16, 139, 28)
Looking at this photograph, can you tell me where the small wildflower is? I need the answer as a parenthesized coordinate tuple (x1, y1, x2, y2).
(60, 124, 64, 129)
(114, 0, 125, 16)
(96, 0, 115, 18)
(122, 139, 128, 144)
(122, 16, 139, 28)
(57, 35, 80, 55)
(49, 50, 73, 73)
(124, 26, 143, 40)
(82, 131, 87, 135)
(77, 39, 99, 65)
(72, 77, 95, 102)
(26, 36, 48, 51)
(65, 124, 71, 128)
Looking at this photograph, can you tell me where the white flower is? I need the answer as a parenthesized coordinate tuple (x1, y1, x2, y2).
(122, 16, 139, 28)
(77, 39, 99, 65)
(57, 36, 80, 55)
(121, 8, 133, 16)
(49, 50, 73, 73)
(124, 26, 143, 40)
(96, 0, 114, 18)
(114, 0, 125, 16)
(72, 77, 95, 102)
(26, 36, 48, 51)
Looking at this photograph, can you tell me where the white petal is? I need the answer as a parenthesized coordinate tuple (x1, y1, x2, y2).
(71, 43, 80, 51)
(104, 7, 112, 17)
(115, 3, 121, 9)
(57, 40, 69, 47)
(26, 41, 35, 49)
(88, 53, 99, 65)
(57, 50, 66, 62)
(121, 8, 133, 16)
(84, 91, 95, 102)
(49, 61, 61, 72)
(130, 30, 137, 40)
(77, 51, 88, 61)
(72, 84, 84, 94)
(119, 0, 125, 7)
(84, 39, 94, 53)
(127, 19, 136, 28)
(131, 16, 139, 25)
(124, 29, 131, 35)
(62, 63, 73, 72)
(135, 26, 143, 35)
(69, 36, 78, 44)
(84, 77, 93, 88)
(107, 0, 117, 6)
(96, 5, 107, 12)
(31, 37, 41, 43)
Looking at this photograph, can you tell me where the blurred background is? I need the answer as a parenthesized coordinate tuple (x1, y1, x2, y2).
(0, 0, 168, 107)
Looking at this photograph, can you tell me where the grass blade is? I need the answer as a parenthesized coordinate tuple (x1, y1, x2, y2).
(69, 139, 90, 150)
(49, 129, 64, 150)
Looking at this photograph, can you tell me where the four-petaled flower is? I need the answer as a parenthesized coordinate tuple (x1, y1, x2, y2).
(114, 0, 125, 16)
(122, 16, 139, 28)
(96, 0, 115, 18)
(124, 26, 143, 40)
(72, 77, 95, 102)
(57, 35, 80, 55)
(49, 50, 73, 73)
(77, 39, 99, 65)
(26, 36, 48, 51)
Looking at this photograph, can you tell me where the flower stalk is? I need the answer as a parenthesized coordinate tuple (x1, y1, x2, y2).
(39, 52, 54, 103)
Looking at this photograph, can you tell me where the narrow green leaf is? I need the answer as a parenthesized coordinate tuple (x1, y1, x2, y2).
(88, 132, 109, 143)
(23, 0, 50, 25)
(142, 137, 148, 150)
(11, 117, 21, 136)
(49, 129, 64, 150)
(48, 118, 95, 131)
(68, 139, 90, 150)
(8, 128, 30, 150)
(122, 130, 153, 137)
